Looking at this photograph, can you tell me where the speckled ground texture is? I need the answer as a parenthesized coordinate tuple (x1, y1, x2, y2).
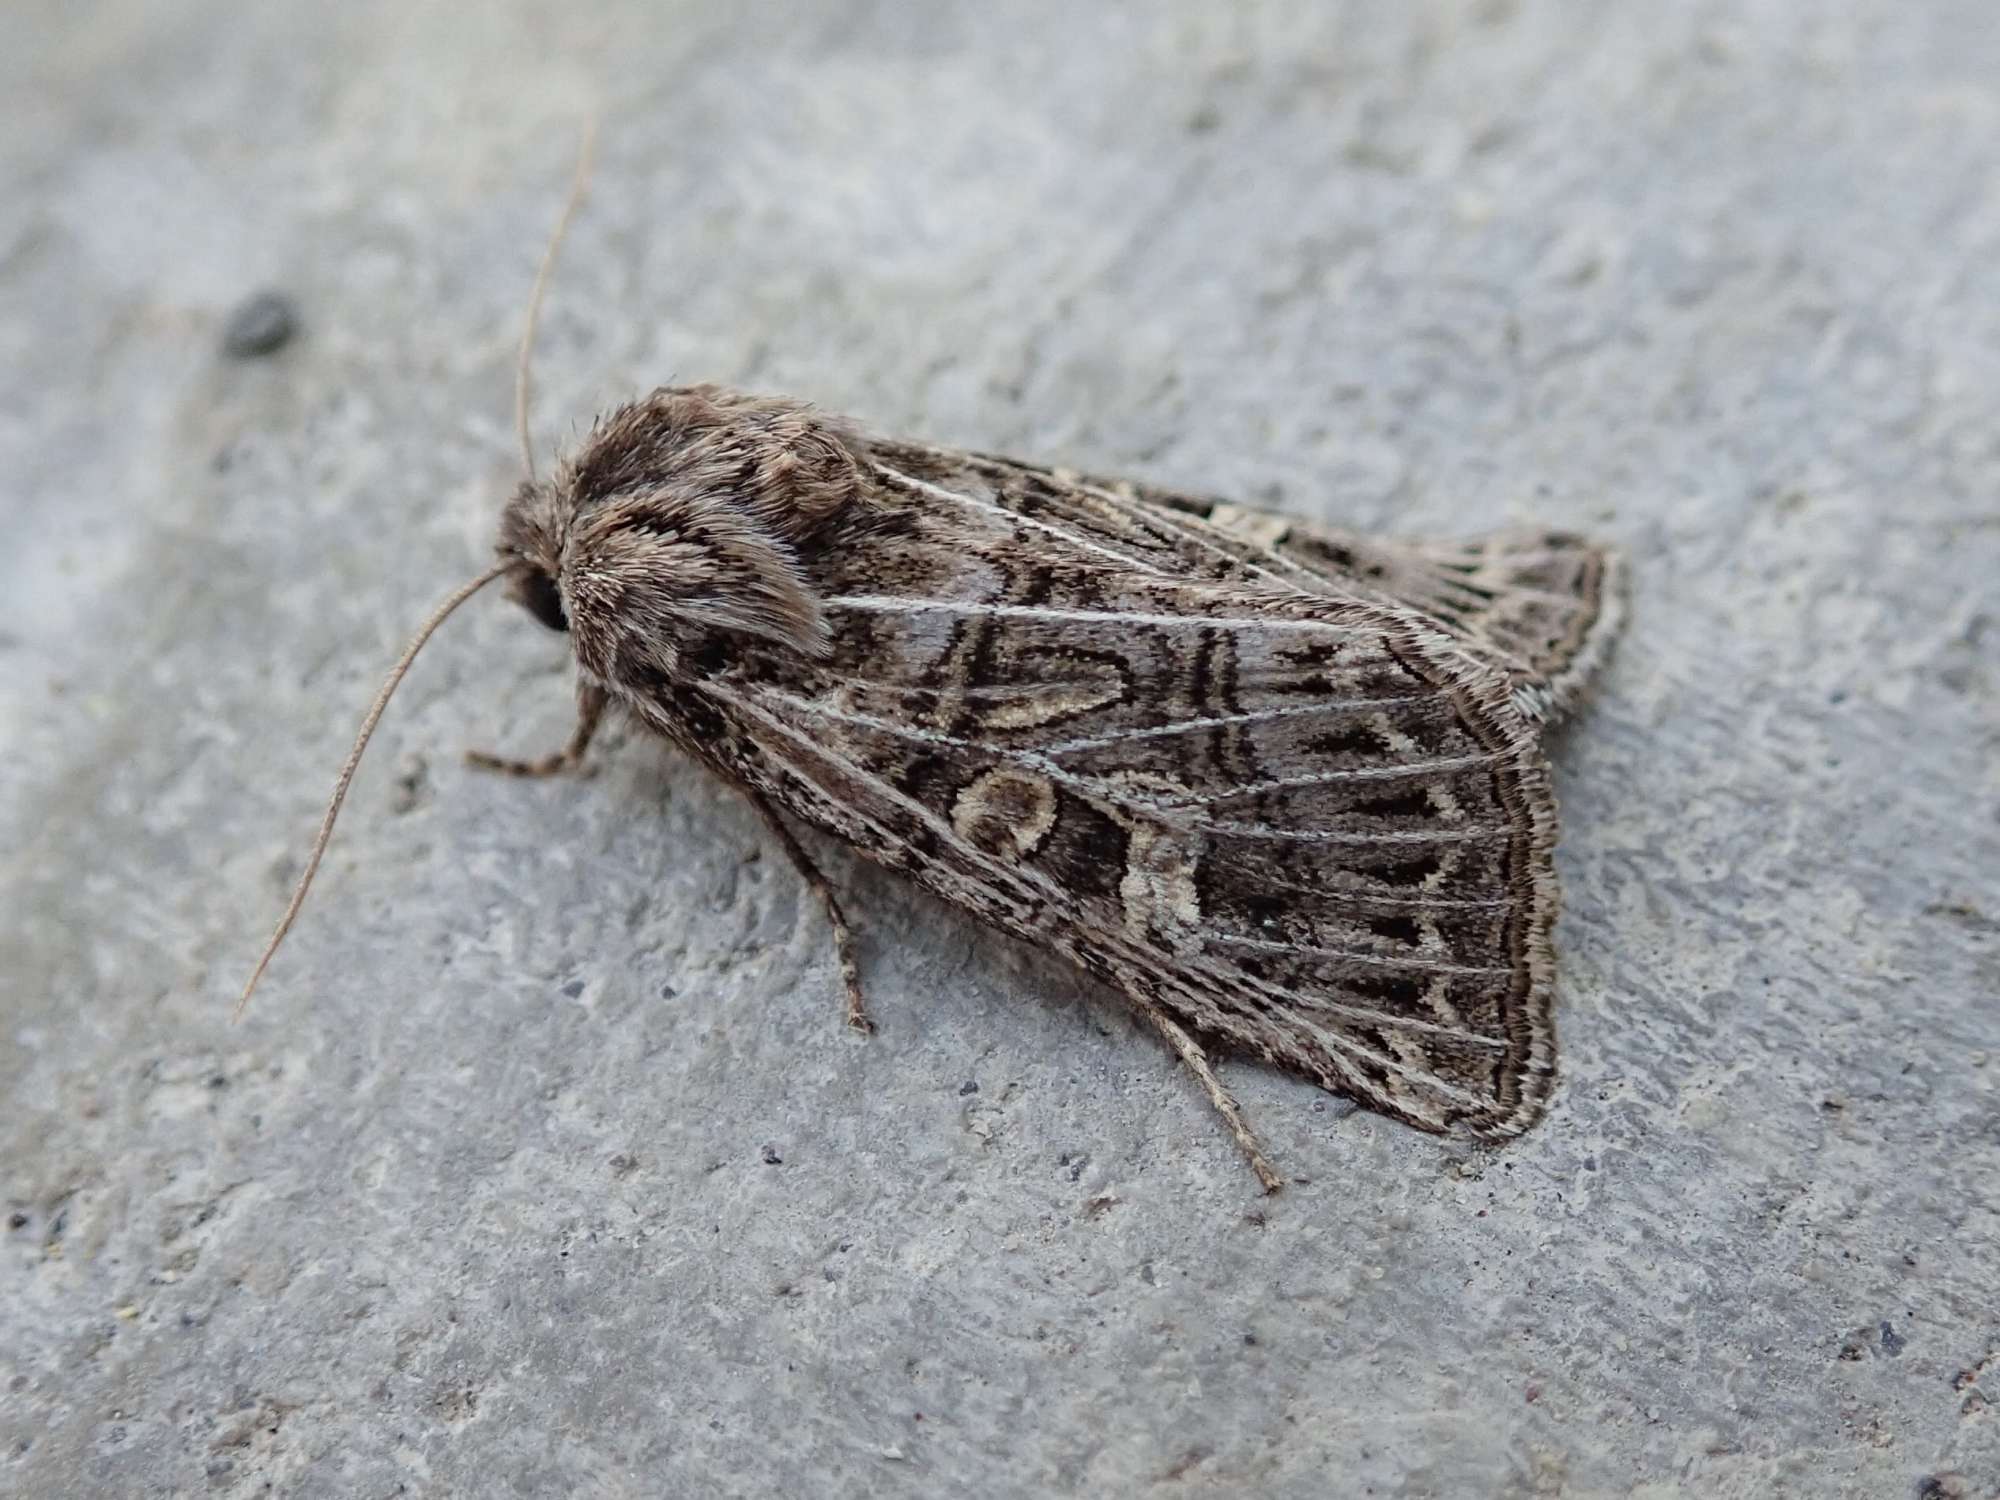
(5, 3, 1998, 1496)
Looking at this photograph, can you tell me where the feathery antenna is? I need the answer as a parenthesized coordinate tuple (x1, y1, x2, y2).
(234, 561, 516, 1020)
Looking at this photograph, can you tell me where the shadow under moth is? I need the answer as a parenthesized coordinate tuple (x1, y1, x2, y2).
(239, 145, 1624, 1192)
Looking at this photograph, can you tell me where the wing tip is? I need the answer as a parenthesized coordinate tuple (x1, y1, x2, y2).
(1520, 536, 1631, 724)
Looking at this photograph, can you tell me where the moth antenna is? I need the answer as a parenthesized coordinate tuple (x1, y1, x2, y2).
(515, 117, 600, 483)
(234, 561, 517, 1022)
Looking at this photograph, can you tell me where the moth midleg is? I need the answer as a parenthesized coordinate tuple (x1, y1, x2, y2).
(741, 788, 873, 1035)
(466, 682, 607, 779)
(1119, 979, 1284, 1193)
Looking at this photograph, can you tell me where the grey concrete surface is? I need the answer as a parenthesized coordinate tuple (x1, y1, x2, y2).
(5, 3, 1998, 1496)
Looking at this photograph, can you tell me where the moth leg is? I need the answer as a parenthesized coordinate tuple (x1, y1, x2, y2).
(1123, 984, 1284, 1193)
(742, 790, 872, 1035)
(466, 683, 607, 778)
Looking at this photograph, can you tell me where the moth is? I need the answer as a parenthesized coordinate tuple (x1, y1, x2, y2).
(240, 146, 1624, 1191)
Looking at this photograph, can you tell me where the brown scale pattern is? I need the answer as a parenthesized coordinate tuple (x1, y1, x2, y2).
(493, 387, 1625, 1180)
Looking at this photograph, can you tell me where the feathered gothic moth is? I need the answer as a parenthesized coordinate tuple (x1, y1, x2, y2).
(239, 143, 1622, 1191)
(246, 377, 1622, 1191)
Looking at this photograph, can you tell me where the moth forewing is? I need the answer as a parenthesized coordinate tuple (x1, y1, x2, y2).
(238, 133, 1621, 1187)
(241, 160, 1618, 1186)
(496, 387, 1611, 1183)
(722, 552, 1563, 1139)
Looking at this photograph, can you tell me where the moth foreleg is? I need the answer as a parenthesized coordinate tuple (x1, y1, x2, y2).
(741, 790, 872, 1035)
(466, 683, 607, 778)
(1121, 981, 1284, 1194)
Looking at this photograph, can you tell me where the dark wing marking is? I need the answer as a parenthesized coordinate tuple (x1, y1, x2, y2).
(1231, 519, 1624, 724)
(660, 456, 1561, 1136)
(1045, 465, 1626, 724)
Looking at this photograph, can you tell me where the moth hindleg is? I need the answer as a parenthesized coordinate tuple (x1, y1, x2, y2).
(467, 682, 607, 778)
(1120, 979, 1284, 1193)
(741, 789, 872, 1035)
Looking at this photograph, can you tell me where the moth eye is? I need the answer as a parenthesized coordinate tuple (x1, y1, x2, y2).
(519, 570, 569, 633)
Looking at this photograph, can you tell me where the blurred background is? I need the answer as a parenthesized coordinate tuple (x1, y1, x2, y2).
(4, 3, 1997, 1496)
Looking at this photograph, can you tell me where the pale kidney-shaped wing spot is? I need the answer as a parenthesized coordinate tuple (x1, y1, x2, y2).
(951, 767, 1059, 858)
(1120, 823, 1203, 954)
(1098, 770, 1204, 955)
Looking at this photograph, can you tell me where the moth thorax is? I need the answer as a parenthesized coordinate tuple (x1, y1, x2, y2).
(565, 384, 870, 549)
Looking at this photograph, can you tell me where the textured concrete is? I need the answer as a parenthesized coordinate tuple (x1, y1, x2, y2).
(5, 3, 1998, 1496)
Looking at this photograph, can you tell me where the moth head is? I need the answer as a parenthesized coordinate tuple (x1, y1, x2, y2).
(496, 479, 572, 632)
(495, 385, 863, 680)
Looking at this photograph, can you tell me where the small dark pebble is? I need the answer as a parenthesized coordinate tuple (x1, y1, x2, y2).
(222, 291, 298, 358)
(1879, 1321, 1906, 1356)
(760, 1146, 783, 1166)
(560, 979, 585, 999)
(958, 1080, 979, 1096)
(7, 1212, 27, 1231)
